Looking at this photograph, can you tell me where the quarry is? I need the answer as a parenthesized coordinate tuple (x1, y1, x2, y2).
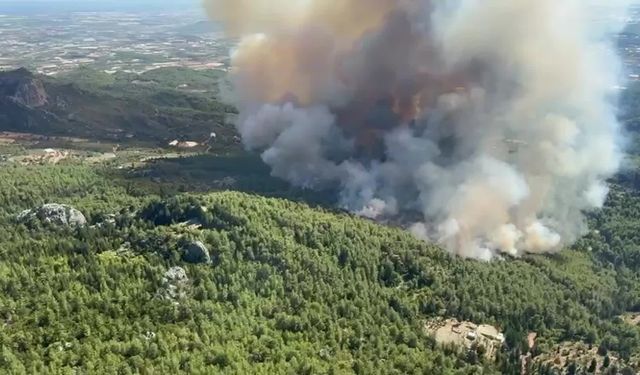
(425, 319, 505, 360)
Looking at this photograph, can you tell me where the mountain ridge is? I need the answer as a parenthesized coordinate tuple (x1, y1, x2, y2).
(0, 67, 236, 146)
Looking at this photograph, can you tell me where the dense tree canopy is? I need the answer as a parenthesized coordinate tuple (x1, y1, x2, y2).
(0, 162, 638, 374)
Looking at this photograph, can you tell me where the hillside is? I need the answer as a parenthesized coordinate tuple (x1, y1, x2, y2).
(0, 67, 237, 146)
(0, 66, 639, 374)
(0, 155, 638, 374)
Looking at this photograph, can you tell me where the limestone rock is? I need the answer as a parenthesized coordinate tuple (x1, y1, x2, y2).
(158, 266, 189, 301)
(18, 204, 87, 227)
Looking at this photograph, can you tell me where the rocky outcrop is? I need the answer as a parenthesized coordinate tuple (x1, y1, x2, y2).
(182, 240, 211, 264)
(0, 68, 48, 108)
(13, 79, 48, 107)
(17, 204, 87, 227)
(157, 266, 189, 302)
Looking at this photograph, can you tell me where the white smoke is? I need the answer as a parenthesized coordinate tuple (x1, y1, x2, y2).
(205, 0, 631, 259)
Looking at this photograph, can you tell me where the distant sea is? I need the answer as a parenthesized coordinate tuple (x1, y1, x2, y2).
(0, 1, 201, 15)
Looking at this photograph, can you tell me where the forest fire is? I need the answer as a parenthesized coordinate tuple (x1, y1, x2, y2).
(206, 0, 629, 259)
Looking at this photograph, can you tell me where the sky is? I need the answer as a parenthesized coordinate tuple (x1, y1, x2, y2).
(0, 0, 203, 14)
(0, 0, 637, 14)
(0, 0, 200, 3)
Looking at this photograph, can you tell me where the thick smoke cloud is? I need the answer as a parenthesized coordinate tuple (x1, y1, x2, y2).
(205, 0, 630, 259)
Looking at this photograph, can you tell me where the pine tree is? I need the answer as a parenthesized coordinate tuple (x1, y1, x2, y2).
(588, 358, 597, 373)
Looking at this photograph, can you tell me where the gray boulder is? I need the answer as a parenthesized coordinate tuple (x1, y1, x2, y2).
(163, 266, 188, 284)
(18, 203, 87, 227)
(182, 240, 211, 264)
(158, 266, 189, 302)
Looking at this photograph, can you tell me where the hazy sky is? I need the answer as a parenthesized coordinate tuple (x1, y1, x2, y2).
(0, 0, 199, 2)
(0, 0, 636, 17)
(0, 0, 203, 14)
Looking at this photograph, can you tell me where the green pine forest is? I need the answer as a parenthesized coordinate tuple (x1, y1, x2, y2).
(0, 67, 639, 374)
(0, 159, 638, 374)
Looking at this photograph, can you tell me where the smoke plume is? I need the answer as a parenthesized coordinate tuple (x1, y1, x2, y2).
(205, 0, 630, 260)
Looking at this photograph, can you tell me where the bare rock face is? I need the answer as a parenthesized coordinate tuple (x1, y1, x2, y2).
(18, 204, 87, 227)
(157, 266, 190, 302)
(182, 241, 211, 264)
(163, 266, 189, 284)
(0, 68, 49, 108)
(13, 79, 48, 107)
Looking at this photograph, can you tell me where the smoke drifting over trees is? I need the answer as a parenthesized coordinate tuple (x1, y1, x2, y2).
(206, 0, 630, 259)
